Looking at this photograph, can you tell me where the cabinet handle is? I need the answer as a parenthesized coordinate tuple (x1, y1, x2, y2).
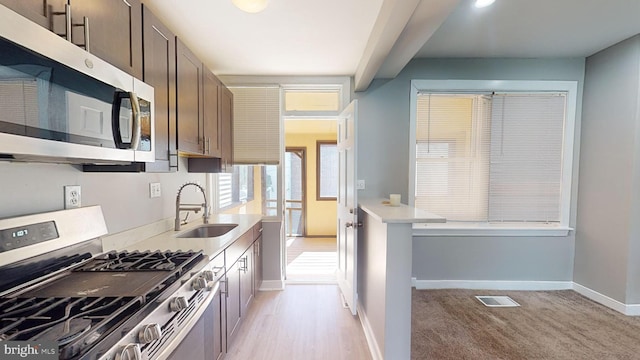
(206, 137, 211, 154)
(73, 16, 90, 52)
(238, 257, 248, 273)
(220, 279, 228, 297)
(52, 3, 72, 41)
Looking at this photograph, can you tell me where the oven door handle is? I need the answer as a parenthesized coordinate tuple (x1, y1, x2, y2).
(155, 283, 219, 360)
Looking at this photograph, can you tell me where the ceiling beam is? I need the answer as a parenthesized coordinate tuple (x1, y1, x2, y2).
(376, 0, 460, 79)
(353, 0, 421, 92)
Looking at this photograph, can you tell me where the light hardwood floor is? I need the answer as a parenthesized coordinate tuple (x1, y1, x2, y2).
(286, 237, 337, 282)
(225, 284, 372, 360)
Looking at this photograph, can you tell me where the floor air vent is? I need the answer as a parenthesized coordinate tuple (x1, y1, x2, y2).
(475, 296, 520, 307)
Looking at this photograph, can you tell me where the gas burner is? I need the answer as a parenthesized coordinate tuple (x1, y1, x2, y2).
(33, 318, 92, 345)
(73, 250, 201, 272)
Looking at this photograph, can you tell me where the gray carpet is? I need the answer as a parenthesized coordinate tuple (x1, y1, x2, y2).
(412, 289, 640, 360)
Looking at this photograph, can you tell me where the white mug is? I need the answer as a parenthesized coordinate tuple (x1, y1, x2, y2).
(389, 194, 401, 206)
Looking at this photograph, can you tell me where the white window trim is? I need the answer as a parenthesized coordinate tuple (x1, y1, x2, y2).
(281, 84, 345, 118)
(409, 80, 577, 237)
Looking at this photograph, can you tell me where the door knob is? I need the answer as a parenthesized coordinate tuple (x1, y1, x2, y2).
(345, 221, 363, 228)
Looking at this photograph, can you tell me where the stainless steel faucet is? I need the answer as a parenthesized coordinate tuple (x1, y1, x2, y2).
(175, 182, 210, 231)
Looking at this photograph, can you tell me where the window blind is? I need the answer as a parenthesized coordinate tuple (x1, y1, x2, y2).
(415, 94, 491, 221)
(218, 173, 233, 209)
(488, 94, 565, 223)
(415, 92, 566, 224)
(230, 86, 281, 165)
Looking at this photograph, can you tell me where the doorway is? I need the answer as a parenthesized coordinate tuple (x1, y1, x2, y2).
(283, 120, 339, 283)
(285, 148, 305, 237)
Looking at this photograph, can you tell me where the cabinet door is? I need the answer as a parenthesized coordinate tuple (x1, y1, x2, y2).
(254, 235, 262, 295)
(211, 285, 224, 360)
(70, 0, 143, 79)
(219, 85, 234, 171)
(0, 0, 54, 28)
(225, 261, 241, 348)
(142, 5, 177, 172)
(176, 38, 203, 155)
(239, 247, 253, 317)
(203, 70, 221, 157)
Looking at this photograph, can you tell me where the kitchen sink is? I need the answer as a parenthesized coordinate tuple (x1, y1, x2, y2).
(177, 224, 238, 238)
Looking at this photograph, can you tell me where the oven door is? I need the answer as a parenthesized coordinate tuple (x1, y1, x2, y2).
(157, 281, 222, 360)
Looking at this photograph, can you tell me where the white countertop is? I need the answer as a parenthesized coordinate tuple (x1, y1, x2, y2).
(359, 198, 445, 224)
(115, 214, 263, 260)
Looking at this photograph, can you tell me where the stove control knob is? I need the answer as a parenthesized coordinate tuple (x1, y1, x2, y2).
(169, 296, 189, 312)
(138, 323, 162, 344)
(202, 270, 215, 281)
(192, 276, 208, 291)
(115, 344, 141, 360)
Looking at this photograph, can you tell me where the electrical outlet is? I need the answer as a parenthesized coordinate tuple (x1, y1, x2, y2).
(64, 185, 81, 209)
(149, 183, 162, 198)
(356, 179, 365, 190)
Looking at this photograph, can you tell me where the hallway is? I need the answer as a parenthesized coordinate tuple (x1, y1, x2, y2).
(286, 237, 337, 282)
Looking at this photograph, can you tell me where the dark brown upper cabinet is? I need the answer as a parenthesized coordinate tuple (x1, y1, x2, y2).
(219, 85, 234, 172)
(142, 5, 177, 172)
(0, 0, 55, 28)
(203, 69, 221, 158)
(69, 0, 143, 79)
(176, 38, 204, 156)
(1, 0, 142, 79)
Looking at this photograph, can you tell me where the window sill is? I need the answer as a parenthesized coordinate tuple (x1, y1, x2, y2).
(412, 223, 573, 237)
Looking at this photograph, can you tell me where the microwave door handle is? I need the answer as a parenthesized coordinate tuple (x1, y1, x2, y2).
(129, 91, 141, 150)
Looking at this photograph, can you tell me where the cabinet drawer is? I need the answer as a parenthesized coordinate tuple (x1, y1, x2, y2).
(252, 221, 263, 240)
(210, 251, 225, 279)
(225, 229, 253, 265)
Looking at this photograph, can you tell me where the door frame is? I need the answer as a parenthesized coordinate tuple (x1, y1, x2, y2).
(284, 147, 307, 237)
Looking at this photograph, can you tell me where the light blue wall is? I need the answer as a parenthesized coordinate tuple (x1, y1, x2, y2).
(576, 34, 640, 304)
(355, 58, 585, 281)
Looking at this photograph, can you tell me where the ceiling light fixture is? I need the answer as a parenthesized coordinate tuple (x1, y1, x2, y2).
(474, 0, 496, 8)
(232, 0, 269, 13)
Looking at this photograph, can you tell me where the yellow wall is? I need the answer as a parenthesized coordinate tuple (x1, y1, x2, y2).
(285, 120, 337, 236)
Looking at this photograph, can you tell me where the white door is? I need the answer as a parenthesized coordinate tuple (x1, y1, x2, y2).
(337, 100, 358, 315)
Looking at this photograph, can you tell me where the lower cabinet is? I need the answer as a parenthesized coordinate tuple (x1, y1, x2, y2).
(212, 282, 225, 360)
(211, 221, 263, 358)
(225, 260, 242, 346)
(254, 234, 262, 295)
(239, 246, 254, 317)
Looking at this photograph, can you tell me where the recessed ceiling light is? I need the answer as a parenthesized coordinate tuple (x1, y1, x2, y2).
(474, 0, 496, 8)
(232, 0, 269, 13)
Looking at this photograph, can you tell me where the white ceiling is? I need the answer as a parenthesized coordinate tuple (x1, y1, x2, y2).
(143, 0, 640, 90)
(417, 0, 640, 58)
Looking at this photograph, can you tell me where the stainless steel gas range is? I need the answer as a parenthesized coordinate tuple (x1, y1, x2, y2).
(0, 206, 218, 360)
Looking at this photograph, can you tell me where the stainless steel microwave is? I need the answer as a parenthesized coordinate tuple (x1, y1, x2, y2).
(0, 5, 154, 164)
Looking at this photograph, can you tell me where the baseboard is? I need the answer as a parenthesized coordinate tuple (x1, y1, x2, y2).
(357, 301, 383, 360)
(259, 280, 285, 291)
(413, 279, 573, 291)
(572, 282, 640, 316)
(411, 278, 640, 316)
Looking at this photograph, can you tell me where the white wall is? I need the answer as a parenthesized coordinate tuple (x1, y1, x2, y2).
(0, 158, 207, 235)
(355, 57, 585, 282)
